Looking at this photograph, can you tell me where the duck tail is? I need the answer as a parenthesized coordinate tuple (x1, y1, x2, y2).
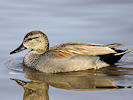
(115, 49, 132, 56)
(98, 49, 131, 65)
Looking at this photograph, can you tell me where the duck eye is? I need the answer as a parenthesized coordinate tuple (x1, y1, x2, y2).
(28, 38, 32, 41)
(25, 37, 38, 42)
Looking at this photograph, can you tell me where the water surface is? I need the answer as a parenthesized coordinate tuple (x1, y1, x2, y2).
(0, 0, 133, 100)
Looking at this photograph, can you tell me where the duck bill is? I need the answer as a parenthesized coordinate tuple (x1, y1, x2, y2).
(10, 44, 27, 55)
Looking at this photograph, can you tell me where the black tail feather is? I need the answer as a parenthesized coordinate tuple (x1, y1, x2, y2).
(98, 49, 127, 65)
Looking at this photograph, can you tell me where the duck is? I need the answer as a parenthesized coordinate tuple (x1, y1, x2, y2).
(10, 31, 131, 73)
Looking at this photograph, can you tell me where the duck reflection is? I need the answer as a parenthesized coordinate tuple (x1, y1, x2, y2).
(11, 66, 131, 100)
(11, 78, 49, 100)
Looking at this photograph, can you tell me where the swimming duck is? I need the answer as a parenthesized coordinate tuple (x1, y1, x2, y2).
(10, 31, 131, 73)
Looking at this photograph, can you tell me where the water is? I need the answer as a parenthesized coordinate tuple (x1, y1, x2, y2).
(0, 0, 133, 100)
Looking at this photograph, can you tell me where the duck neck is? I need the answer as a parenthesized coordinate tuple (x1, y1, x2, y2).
(33, 37, 49, 54)
(33, 45, 49, 54)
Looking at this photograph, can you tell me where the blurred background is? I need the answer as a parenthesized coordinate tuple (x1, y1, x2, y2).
(0, 0, 133, 100)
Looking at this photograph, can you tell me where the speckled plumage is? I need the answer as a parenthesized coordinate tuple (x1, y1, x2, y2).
(10, 31, 131, 73)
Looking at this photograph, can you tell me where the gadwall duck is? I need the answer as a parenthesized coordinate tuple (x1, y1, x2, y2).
(10, 31, 131, 73)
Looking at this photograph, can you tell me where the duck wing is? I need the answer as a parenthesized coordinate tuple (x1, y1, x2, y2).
(50, 42, 118, 57)
(50, 42, 122, 50)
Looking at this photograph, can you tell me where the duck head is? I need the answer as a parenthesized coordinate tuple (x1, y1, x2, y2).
(10, 31, 49, 55)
